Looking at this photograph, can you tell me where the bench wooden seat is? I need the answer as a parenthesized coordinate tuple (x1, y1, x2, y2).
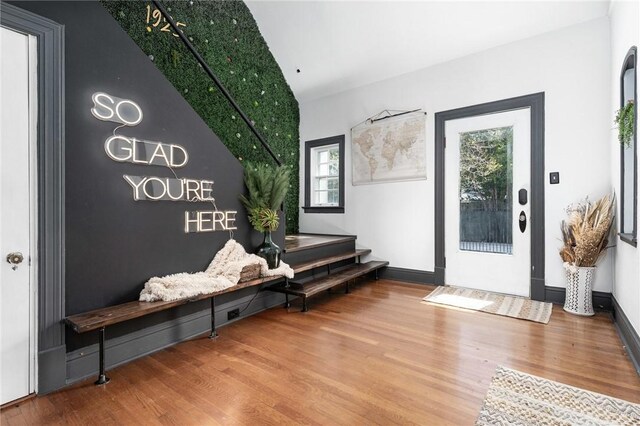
(64, 274, 284, 386)
(64, 275, 283, 334)
(63, 248, 372, 386)
(268, 260, 389, 312)
(65, 249, 370, 333)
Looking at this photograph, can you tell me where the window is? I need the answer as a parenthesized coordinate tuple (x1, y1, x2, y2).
(620, 46, 637, 246)
(303, 135, 345, 213)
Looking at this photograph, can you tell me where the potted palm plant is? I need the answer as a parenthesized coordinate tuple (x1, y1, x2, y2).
(559, 194, 614, 316)
(239, 162, 290, 268)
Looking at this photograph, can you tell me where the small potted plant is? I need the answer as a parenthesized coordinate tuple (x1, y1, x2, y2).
(239, 162, 290, 268)
(615, 100, 635, 148)
(559, 194, 614, 316)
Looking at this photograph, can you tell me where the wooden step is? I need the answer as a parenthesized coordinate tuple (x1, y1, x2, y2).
(291, 249, 371, 274)
(284, 234, 356, 253)
(271, 261, 389, 299)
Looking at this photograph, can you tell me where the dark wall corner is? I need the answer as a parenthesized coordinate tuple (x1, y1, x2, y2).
(612, 297, 640, 376)
(38, 345, 67, 394)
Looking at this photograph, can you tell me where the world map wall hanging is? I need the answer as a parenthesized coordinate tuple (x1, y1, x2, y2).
(351, 110, 427, 185)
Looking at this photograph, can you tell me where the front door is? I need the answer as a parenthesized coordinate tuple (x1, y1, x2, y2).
(1, 26, 37, 404)
(444, 109, 531, 296)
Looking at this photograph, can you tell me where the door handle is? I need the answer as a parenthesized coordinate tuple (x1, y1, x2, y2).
(519, 211, 527, 233)
(6, 252, 24, 270)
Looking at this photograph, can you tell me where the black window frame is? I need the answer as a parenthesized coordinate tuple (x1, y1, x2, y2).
(302, 135, 345, 214)
(620, 46, 638, 247)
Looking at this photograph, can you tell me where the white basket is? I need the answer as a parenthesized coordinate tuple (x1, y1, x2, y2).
(564, 266, 596, 316)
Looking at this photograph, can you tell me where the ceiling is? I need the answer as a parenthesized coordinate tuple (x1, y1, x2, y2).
(245, 1, 610, 103)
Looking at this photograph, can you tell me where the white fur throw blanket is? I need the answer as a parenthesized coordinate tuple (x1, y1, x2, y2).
(139, 239, 294, 302)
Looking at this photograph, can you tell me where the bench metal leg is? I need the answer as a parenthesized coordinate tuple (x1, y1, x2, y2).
(302, 297, 309, 312)
(345, 280, 350, 294)
(285, 293, 290, 309)
(95, 327, 110, 385)
(209, 297, 218, 339)
(375, 269, 379, 280)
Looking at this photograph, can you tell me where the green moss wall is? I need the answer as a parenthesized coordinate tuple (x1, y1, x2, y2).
(101, 0, 299, 234)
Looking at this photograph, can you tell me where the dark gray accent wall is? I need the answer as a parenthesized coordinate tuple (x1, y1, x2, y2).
(434, 93, 546, 300)
(8, 0, 285, 391)
(379, 267, 435, 285)
(612, 297, 640, 375)
(1, 2, 66, 394)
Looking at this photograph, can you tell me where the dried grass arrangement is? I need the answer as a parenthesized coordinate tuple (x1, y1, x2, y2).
(559, 194, 615, 269)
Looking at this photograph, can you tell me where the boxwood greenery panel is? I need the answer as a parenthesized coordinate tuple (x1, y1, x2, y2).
(101, 0, 299, 234)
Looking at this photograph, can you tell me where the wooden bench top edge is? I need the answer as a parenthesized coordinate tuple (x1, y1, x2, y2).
(65, 257, 386, 333)
(65, 274, 284, 333)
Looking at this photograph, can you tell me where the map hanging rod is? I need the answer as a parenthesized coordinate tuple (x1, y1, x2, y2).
(352, 109, 426, 129)
(370, 108, 425, 123)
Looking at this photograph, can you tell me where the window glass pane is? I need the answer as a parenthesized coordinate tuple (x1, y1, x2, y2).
(329, 148, 339, 161)
(315, 190, 328, 205)
(318, 163, 328, 176)
(328, 190, 339, 204)
(316, 177, 327, 190)
(459, 126, 513, 255)
(328, 178, 339, 190)
(329, 163, 339, 176)
(318, 150, 328, 163)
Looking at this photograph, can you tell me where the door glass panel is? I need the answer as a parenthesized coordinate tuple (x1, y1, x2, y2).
(459, 126, 513, 254)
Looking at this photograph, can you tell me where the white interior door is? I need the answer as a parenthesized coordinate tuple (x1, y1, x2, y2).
(1, 26, 37, 405)
(444, 109, 531, 296)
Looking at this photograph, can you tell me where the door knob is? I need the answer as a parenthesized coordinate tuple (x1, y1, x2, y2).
(6, 252, 24, 270)
(519, 211, 527, 233)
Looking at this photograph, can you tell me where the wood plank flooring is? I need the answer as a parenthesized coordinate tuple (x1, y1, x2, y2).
(3, 279, 639, 425)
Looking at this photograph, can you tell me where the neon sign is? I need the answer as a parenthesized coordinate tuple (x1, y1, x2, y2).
(123, 175, 215, 202)
(92, 92, 237, 233)
(92, 92, 143, 126)
(105, 136, 189, 168)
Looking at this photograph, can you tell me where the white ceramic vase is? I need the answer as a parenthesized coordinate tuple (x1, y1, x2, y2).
(563, 266, 596, 316)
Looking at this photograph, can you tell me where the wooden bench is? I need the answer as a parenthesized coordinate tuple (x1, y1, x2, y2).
(268, 260, 389, 312)
(64, 248, 371, 385)
(64, 275, 283, 385)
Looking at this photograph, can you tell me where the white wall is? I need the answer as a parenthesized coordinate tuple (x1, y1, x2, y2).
(610, 0, 640, 334)
(299, 18, 613, 292)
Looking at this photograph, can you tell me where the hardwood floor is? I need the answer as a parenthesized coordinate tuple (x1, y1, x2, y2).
(2, 279, 639, 425)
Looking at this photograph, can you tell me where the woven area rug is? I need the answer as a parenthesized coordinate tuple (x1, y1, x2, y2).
(422, 286, 552, 324)
(477, 366, 640, 425)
